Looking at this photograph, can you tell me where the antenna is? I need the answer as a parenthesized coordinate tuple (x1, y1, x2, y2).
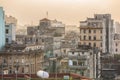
(46, 11, 48, 18)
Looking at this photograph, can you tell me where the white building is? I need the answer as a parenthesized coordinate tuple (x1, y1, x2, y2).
(5, 23, 16, 44)
(60, 45, 101, 79)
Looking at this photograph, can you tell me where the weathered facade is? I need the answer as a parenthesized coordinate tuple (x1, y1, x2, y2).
(0, 44, 44, 74)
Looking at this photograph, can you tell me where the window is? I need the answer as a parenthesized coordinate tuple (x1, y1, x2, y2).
(116, 49, 118, 52)
(82, 52, 84, 55)
(6, 29, 9, 34)
(6, 38, 9, 43)
(89, 43, 91, 46)
(94, 30, 96, 33)
(90, 52, 92, 55)
(94, 36, 96, 40)
(84, 29, 86, 33)
(80, 36, 81, 40)
(89, 29, 91, 33)
(100, 30, 102, 33)
(89, 36, 91, 40)
(94, 43, 96, 47)
(78, 61, 84, 66)
(84, 42, 86, 45)
(84, 35, 86, 40)
(101, 36, 102, 40)
(101, 43, 102, 47)
(80, 30, 82, 33)
(72, 52, 74, 55)
(73, 61, 77, 65)
(116, 43, 118, 46)
(42, 39, 44, 42)
(63, 50, 66, 53)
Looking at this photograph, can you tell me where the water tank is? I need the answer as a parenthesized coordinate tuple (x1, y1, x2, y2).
(37, 70, 49, 78)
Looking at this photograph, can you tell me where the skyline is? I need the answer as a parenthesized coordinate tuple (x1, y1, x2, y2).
(0, 0, 120, 26)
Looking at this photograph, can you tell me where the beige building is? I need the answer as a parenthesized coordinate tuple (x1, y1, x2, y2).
(0, 44, 44, 74)
(80, 19, 103, 50)
(5, 15, 17, 26)
(80, 14, 114, 53)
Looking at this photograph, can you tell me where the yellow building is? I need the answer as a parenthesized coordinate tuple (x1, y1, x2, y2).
(80, 20, 103, 50)
(80, 14, 114, 53)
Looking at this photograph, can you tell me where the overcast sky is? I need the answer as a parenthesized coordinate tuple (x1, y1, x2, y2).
(0, 0, 120, 26)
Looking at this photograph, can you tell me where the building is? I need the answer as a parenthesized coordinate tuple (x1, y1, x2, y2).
(0, 7, 5, 50)
(115, 22, 120, 34)
(5, 24, 16, 44)
(51, 19, 65, 27)
(53, 37, 63, 57)
(65, 25, 79, 35)
(38, 18, 51, 29)
(80, 14, 114, 53)
(80, 19, 103, 50)
(60, 45, 101, 79)
(5, 15, 17, 27)
(0, 43, 44, 74)
(113, 34, 120, 54)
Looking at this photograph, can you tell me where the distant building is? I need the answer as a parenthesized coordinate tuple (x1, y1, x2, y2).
(60, 45, 101, 79)
(115, 22, 120, 34)
(16, 35, 26, 44)
(51, 19, 65, 27)
(0, 7, 5, 50)
(5, 23, 16, 44)
(113, 34, 120, 54)
(26, 18, 66, 58)
(39, 18, 51, 29)
(53, 37, 63, 57)
(0, 43, 44, 74)
(80, 14, 114, 53)
(5, 15, 17, 26)
(27, 26, 37, 35)
(65, 25, 79, 34)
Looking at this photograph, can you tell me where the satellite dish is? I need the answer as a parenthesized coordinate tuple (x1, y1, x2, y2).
(37, 70, 49, 78)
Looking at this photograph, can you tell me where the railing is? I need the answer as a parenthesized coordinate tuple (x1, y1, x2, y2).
(68, 56, 87, 60)
(69, 65, 88, 69)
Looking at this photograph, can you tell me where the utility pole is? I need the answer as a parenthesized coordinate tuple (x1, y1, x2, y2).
(1, 57, 3, 80)
(29, 50, 31, 79)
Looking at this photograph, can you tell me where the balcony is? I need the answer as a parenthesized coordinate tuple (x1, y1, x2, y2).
(68, 56, 88, 60)
(69, 65, 88, 69)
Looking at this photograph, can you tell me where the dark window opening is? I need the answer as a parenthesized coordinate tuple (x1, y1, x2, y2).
(6, 29, 9, 34)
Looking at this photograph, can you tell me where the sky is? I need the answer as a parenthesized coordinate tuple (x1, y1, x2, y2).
(0, 0, 120, 27)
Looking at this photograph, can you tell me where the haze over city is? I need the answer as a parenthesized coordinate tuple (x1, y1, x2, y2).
(1, 0, 120, 80)
(1, 0, 120, 27)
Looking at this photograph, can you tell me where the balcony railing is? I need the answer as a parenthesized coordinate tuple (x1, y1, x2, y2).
(69, 65, 88, 69)
(68, 56, 88, 60)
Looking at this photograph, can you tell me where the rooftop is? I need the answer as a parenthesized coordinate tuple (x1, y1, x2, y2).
(40, 18, 50, 21)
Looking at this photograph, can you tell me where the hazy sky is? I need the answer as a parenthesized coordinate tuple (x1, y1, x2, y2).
(0, 0, 120, 26)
